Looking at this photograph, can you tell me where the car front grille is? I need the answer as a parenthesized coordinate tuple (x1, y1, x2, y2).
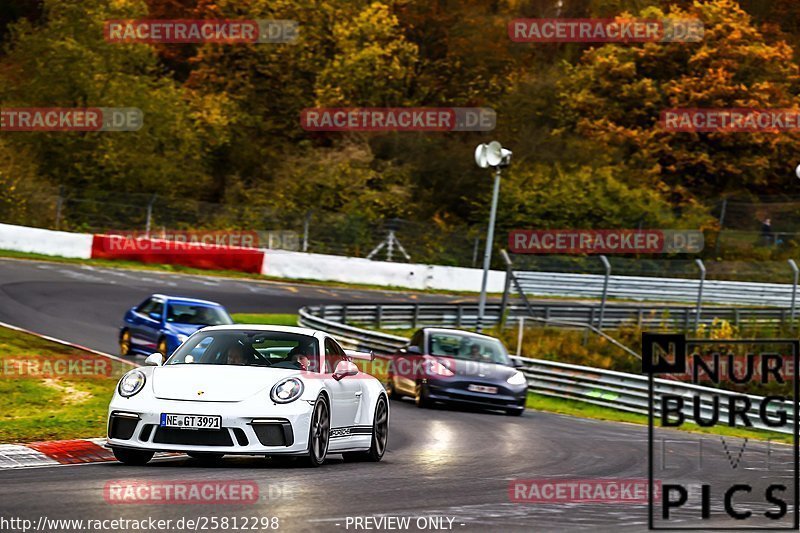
(153, 427, 234, 447)
(109, 414, 138, 440)
(251, 419, 294, 447)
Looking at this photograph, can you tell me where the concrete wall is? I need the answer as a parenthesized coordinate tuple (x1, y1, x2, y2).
(262, 250, 506, 292)
(0, 223, 93, 259)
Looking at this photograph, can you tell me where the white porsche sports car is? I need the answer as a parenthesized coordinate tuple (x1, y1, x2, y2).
(106, 325, 389, 466)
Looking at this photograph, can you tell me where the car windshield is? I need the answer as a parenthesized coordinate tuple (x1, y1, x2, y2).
(166, 330, 319, 370)
(428, 332, 511, 365)
(166, 303, 233, 326)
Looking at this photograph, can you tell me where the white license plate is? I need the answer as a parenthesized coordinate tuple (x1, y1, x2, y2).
(468, 384, 498, 394)
(160, 413, 221, 430)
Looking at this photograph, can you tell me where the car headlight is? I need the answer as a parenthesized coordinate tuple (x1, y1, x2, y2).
(118, 370, 146, 397)
(176, 334, 189, 343)
(270, 378, 304, 404)
(507, 371, 526, 386)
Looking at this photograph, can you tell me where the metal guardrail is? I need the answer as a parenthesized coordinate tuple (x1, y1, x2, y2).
(512, 270, 797, 307)
(304, 302, 796, 332)
(299, 305, 794, 435)
(518, 356, 794, 435)
(298, 307, 407, 353)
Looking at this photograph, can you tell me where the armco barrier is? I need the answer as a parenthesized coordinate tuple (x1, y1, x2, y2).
(299, 305, 795, 435)
(513, 270, 795, 306)
(303, 302, 796, 332)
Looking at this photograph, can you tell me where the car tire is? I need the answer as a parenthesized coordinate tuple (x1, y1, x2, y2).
(506, 408, 524, 417)
(112, 447, 154, 466)
(187, 452, 224, 463)
(385, 376, 399, 400)
(415, 382, 431, 408)
(157, 337, 168, 357)
(343, 395, 389, 463)
(119, 329, 132, 356)
(302, 395, 330, 467)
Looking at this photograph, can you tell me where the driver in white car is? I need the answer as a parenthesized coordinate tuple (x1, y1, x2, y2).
(226, 343, 248, 366)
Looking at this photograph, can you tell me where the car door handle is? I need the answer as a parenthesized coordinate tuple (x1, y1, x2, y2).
(354, 391, 362, 397)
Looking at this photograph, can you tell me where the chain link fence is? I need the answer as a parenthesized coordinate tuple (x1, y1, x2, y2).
(5, 189, 800, 275)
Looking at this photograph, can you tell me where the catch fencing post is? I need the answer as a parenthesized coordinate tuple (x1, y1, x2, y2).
(713, 197, 727, 256)
(516, 316, 525, 357)
(145, 194, 157, 238)
(54, 186, 64, 230)
(499, 250, 513, 328)
(789, 259, 799, 331)
(598, 255, 611, 331)
(302, 211, 312, 253)
(695, 259, 706, 332)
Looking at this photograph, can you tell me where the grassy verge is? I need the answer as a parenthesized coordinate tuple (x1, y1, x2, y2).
(231, 313, 299, 326)
(526, 392, 792, 444)
(0, 326, 130, 443)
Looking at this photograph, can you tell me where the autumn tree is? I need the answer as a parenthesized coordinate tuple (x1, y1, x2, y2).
(0, 0, 223, 201)
(559, 0, 800, 200)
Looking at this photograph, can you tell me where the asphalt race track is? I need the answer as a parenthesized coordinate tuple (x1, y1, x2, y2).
(0, 258, 794, 532)
(0, 258, 463, 355)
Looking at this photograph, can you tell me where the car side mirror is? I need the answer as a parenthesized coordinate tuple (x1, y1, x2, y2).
(511, 358, 524, 368)
(407, 346, 422, 355)
(148, 312, 161, 321)
(333, 360, 358, 381)
(145, 353, 164, 366)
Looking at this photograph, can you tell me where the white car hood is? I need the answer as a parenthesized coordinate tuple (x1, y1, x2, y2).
(151, 365, 298, 402)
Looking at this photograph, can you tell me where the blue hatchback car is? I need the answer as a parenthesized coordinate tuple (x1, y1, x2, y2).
(119, 294, 234, 356)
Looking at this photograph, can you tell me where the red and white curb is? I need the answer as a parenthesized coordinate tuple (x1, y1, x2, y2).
(0, 439, 179, 469)
(0, 438, 113, 469)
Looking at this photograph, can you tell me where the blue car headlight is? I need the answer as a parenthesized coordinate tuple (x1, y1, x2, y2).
(118, 370, 146, 397)
(270, 378, 304, 404)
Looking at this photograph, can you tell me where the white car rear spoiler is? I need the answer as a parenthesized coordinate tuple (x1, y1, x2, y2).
(345, 349, 375, 361)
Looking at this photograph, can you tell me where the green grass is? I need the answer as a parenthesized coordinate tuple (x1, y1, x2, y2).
(0, 326, 130, 442)
(231, 313, 299, 326)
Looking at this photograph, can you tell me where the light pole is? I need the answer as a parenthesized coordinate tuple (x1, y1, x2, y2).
(475, 141, 512, 332)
